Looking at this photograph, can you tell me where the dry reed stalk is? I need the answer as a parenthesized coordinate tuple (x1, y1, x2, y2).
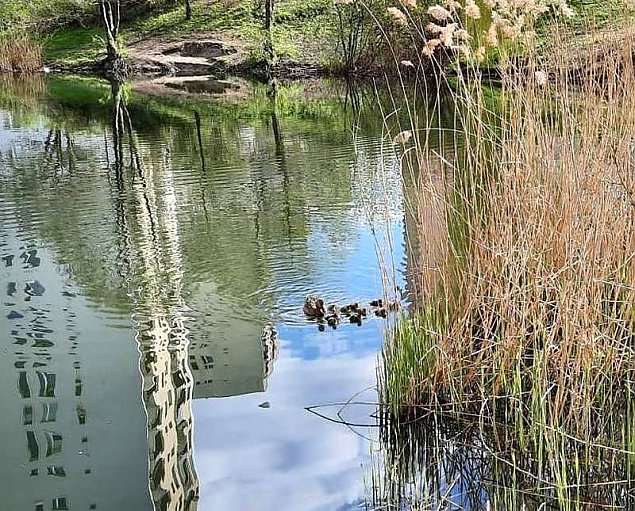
(386, 30, 635, 438)
(0, 36, 43, 73)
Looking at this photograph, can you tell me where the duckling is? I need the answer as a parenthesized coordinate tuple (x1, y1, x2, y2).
(341, 302, 360, 316)
(326, 314, 339, 329)
(370, 299, 383, 308)
(386, 300, 400, 312)
(360, 308, 367, 317)
(349, 312, 362, 325)
(304, 295, 326, 318)
(374, 307, 387, 318)
(327, 303, 339, 314)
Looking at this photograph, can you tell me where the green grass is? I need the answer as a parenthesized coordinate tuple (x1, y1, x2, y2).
(7, 0, 634, 72)
(535, 0, 635, 45)
(39, 0, 335, 67)
(42, 27, 105, 65)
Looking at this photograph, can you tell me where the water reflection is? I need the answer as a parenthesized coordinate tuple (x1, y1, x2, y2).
(0, 234, 151, 510)
(0, 74, 407, 510)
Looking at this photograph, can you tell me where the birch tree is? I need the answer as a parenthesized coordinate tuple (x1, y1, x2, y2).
(98, 0, 122, 62)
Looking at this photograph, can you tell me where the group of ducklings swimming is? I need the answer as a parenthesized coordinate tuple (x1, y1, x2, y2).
(303, 295, 399, 331)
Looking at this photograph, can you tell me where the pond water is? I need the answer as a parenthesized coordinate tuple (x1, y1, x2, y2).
(0, 75, 423, 510)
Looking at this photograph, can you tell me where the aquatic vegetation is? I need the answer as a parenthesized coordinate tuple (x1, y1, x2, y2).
(376, 17, 635, 511)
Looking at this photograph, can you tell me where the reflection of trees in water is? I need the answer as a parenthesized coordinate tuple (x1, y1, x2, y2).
(0, 74, 390, 384)
(269, 81, 292, 240)
(107, 78, 199, 511)
(193, 110, 210, 222)
(43, 129, 77, 177)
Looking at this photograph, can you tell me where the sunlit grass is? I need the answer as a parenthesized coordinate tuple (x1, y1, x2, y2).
(42, 27, 104, 65)
(38, 0, 333, 66)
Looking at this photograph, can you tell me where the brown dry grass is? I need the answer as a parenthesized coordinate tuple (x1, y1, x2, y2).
(376, 29, 635, 511)
(384, 30, 635, 437)
(0, 36, 43, 73)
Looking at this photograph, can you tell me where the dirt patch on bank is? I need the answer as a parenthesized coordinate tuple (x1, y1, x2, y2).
(128, 34, 247, 76)
(127, 32, 327, 80)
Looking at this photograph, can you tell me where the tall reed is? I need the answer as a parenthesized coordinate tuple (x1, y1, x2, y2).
(376, 12, 635, 510)
(0, 35, 43, 73)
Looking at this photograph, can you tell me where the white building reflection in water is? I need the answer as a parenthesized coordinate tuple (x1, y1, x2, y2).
(0, 146, 279, 511)
(0, 228, 279, 511)
(0, 231, 152, 511)
(121, 133, 279, 510)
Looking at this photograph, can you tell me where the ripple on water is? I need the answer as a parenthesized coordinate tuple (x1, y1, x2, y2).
(0, 79, 419, 511)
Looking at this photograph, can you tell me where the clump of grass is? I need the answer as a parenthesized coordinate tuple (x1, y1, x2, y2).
(0, 35, 43, 72)
(377, 15, 635, 511)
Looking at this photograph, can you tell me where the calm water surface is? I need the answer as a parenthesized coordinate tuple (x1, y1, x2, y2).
(0, 76, 418, 510)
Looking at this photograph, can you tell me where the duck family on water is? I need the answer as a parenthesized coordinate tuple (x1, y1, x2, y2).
(303, 295, 400, 330)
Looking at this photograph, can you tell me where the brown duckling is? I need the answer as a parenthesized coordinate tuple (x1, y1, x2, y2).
(326, 314, 339, 329)
(370, 299, 383, 308)
(341, 303, 360, 316)
(386, 300, 400, 312)
(374, 307, 387, 318)
(304, 295, 326, 318)
(349, 312, 362, 326)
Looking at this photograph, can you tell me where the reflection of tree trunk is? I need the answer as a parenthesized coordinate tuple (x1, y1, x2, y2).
(66, 133, 75, 175)
(194, 111, 209, 221)
(344, 78, 361, 113)
(269, 83, 292, 239)
(109, 78, 134, 266)
(271, 111, 283, 159)
(106, 79, 200, 508)
(185, 0, 192, 20)
(194, 111, 206, 172)
(42, 129, 76, 178)
(111, 80, 126, 171)
(110, 78, 158, 237)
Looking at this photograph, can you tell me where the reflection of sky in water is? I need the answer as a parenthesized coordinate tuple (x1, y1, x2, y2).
(193, 220, 406, 510)
(194, 354, 379, 510)
(0, 77, 409, 511)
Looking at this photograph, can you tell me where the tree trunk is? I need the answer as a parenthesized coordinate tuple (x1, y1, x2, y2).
(99, 1, 130, 80)
(264, 0, 275, 71)
(185, 0, 192, 20)
(99, 0, 121, 61)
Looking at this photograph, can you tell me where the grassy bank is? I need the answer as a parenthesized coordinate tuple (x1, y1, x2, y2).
(1, 0, 337, 70)
(376, 17, 635, 509)
(1, 0, 632, 76)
